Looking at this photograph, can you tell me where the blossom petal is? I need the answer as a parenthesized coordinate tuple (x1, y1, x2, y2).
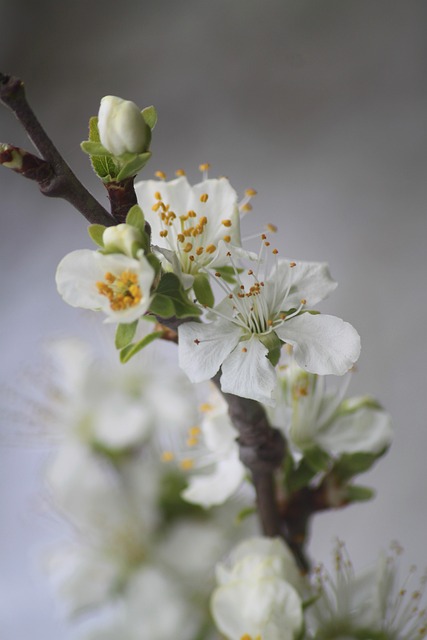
(221, 336, 277, 405)
(182, 453, 246, 508)
(316, 402, 393, 456)
(178, 320, 241, 382)
(276, 313, 361, 375)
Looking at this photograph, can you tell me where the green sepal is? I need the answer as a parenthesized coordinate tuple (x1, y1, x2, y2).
(302, 446, 331, 472)
(154, 273, 201, 319)
(332, 449, 388, 482)
(80, 140, 112, 156)
(286, 459, 318, 492)
(142, 105, 158, 130)
(149, 294, 176, 318)
(119, 330, 164, 363)
(125, 204, 145, 232)
(115, 321, 138, 350)
(146, 253, 162, 277)
(88, 224, 106, 247)
(116, 151, 152, 182)
(258, 331, 282, 366)
(193, 273, 215, 307)
(346, 484, 376, 502)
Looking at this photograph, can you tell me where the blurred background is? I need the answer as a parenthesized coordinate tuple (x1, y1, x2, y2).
(1, 1, 426, 637)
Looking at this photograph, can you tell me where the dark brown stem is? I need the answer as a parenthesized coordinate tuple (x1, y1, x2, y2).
(213, 374, 285, 537)
(0, 72, 113, 226)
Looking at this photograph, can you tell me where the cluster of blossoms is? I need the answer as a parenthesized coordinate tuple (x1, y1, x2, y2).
(3, 88, 421, 640)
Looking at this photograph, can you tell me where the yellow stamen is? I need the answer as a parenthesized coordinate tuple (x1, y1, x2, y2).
(96, 270, 142, 311)
(223, 235, 231, 242)
(241, 203, 252, 212)
(177, 233, 185, 243)
(155, 170, 166, 180)
(175, 169, 186, 176)
(205, 244, 216, 254)
(200, 403, 213, 412)
(183, 242, 193, 253)
(222, 219, 232, 227)
(245, 188, 257, 197)
(161, 451, 174, 462)
(154, 191, 162, 200)
(200, 193, 209, 203)
(199, 162, 211, 172)
(290, 261, 296, 268)
(196, 247, 204, 256)
(189, 426, 201, 436)
(266, 223, 277, 233)
(186, 437, 198, 447)
(159, 230, 168, 237)
(180, 458, 194, 470)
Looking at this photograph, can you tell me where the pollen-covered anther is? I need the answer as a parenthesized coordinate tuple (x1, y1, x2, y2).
(180, 458, 194, 470)
(96, 270, 142, 311)
(175, 168, 186, 176)
(290, 261, 296, 268)
(199, 403, 213, 412)
(222, 219, 232, 227)
(272, 248, 278, 255)
(223, 235, 231, 242)
(199, 162, 211, 172)
(300, 298, 307, 305)
(245, 188, 257, 197)
(215, 272, 221, 277)
(205, 244, 216, 254)
(241, 203, 252, 212)
(194, 339, 200, 345)
(268, 319, 273, 326)
(154, 191, 162, 200)
(177, 233, 185, 243)
(186, 437, 199, 447)
(188, 210, 197, 218)
(183, 242, 193, 253)
(261, 234, 267, 240)
(159, 230, 168, 237)
(264, 241, 270, 247)
(200, 193, 209, 203)
(196, 247, 204, 256)
(189, 426, 201, 437)
(155, 170, 167, 180)
(266, 223, 277, 233)
(189, 255, 195, 262)
(242, 347, 248, 353)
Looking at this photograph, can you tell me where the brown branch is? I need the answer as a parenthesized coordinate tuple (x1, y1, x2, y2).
(0, 72, 113, 226)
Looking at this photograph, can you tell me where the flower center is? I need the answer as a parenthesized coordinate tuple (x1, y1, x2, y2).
(96, 270, 142, 311)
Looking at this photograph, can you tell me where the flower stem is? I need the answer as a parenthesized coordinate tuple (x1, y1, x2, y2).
(0, 72, 113, 226)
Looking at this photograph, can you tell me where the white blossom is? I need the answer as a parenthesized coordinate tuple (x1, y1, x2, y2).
(56, 249, 154, 323)
(211, 536, 305, 640)
(179, 257, 361, 405)
(102, 223, 143, 257)
(98, 95, 149, 156)
(135, 175, 245, 287)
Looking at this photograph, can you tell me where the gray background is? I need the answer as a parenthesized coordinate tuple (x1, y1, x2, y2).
(1, 1, 426, 638)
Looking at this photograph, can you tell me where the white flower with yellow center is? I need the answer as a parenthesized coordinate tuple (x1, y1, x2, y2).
(56, 249, 154, 323)
(135, 175, 245, 287)
(178, 256, 361, 405)
(211, 536, 305, 640)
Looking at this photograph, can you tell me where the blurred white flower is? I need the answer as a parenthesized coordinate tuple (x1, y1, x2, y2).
(181, 387, 247, 508)
(56, 249, 154, 323)
(179, 258, 360, 405)
(211, 536, 305, 640)
(272, 360, 393, 459)
(307, 540, 427, 639)
(103, 223, 144, 257)
(98, 95, 149, 156)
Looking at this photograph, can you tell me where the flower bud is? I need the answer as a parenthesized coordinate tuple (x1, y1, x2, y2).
(98, 96, 149, 156)
(103, 223, 143, 257)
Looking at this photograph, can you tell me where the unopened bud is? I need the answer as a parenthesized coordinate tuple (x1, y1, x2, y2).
(103, 223, 143, 256)
(98, 96, 149, 156)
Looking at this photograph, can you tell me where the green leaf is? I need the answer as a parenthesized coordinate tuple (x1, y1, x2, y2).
(80, 141, 111, 156)
(88, 224, 106, 247)
(125, 204, 145, 232)
(259, 331, 282, 366)
(116, 151, 152, 181)
(89, 116, 100, 142)
(155, 273, 201, 318)
(235, 506, 256, 523)
(346, 485, 376, 502)
(119, 331, 163, 363)
(193, 274, 215, 307)
(214, 265, 240, 284)
(146, 253, 161, 276)
(333, 449, 388, 482)
(286, 459, 318, 492)
(149, 294, 176, 318)
(302, 446, 331, 472)
(115, 321, 138, 350)
(142, 105, 158, 129)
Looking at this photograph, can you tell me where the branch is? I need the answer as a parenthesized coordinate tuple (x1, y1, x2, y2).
(0, 72, 113, 226)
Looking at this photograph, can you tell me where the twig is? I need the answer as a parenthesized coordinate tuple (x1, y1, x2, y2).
(0, 72, 113, 226)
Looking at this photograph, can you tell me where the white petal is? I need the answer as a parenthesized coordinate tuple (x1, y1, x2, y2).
(280, 259, 337, 308)
(276, 313, 361, 375)
(316, 404, 393, 456)
(178, 320, 241, 383)
(182, 453, 246, 508)
(92, 397, 153, 449)
(189, 178, 240, 245)
(221, 336, 277, 405)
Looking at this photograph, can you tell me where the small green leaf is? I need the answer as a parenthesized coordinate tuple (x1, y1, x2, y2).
(142, 105, 158, 130)
(346, 485, 375, 502)
(149, 294, 176, 318)
(119, 331, 163, 363)
(116, 151, 152, 181)
(89, 116, 100, 142)
(333, 449, 388, 482)
(81, 141, 111, 156)
(125, 204, 145, 232)
(259, 331, 282, 366)
(286, 459, 318, 492)
(303, 446, 331, 472)
(214, 265, 240, 284)
(88, 224, 106, 247)
(115, 321, 138, 350)
(193, 274, 215, 307)
(155, 273, 201, 318)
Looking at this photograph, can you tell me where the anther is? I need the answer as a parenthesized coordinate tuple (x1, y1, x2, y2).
(261, 234, 267, 240)
(290, 261, 296, 268)
(159, 230, 168, 237)
(154, 191, 162, 200)
(242, 347, 248, 353)
(205, 244, 216, 253)
(177, 233, 185, 243)
(223, 235, 231, 242)
(200, 193, 209, 203)
(266, 223, 277, 233)
(222, 219, 232, 227)
(245, 188, 257, 197)
(272, 248, 278, 254)
(241, 203, 252, 212)
(196, 247, 204, 256)
(175, 169, 186, 176)
(264, 241, 270, 247)
(180, 458, 194, 470)
(183, 242, 193, 253)
(199, 162, 211, 172)
(300, 298, 307, 305)
(215, 272, 221, 277)
(155, 170, 166, 180)
(194, 339, 200, 345)
(161, 451, 174, 462)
